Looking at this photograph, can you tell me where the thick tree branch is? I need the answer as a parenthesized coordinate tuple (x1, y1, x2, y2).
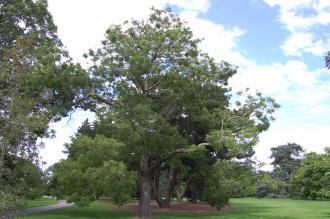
(150, 143, 210, 171)
(144, 81, 160, 94)
(136, 78, 145, 93)
(74, 93, 112, 106)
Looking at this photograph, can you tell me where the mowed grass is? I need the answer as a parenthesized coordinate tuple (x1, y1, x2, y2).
(26, 197, 59, 208)
(23, 198, 330, 219)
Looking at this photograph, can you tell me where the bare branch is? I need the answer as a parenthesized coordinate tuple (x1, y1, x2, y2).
(144, 81, 160, 94)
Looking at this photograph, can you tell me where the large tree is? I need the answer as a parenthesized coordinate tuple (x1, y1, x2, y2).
(270, 143, 304, 182)
(0, 1, 89, 214)
(55, 8, 278, 218)
(85, 8, 234, 217)
(0, 0, 88, 167)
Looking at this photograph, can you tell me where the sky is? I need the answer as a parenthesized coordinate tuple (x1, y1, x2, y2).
(41, 0, 330, 170)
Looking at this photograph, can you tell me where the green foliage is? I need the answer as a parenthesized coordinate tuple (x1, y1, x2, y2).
(203, 184, 230, 210)
(256, 172, 286, 198)
(206, 90, 279, 160)
(53, 135, 136, 206)
(183, 89, 278, 203)
(0, 190, 26, 219)
(0, 0, 89, 213)
(0, 155, 44, 199)
(0, 0, 89, 163)
(202, 160, 257, 208)
(202, 161, 233, 209)
(217, 160, 257, 197)
(270, 143, 304, 182)
(291, 149, 330, 199)
(265, 143, 304, 197)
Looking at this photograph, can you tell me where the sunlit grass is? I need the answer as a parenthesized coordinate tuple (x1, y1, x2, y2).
(26, 197, 59, 208)
(24, 198, 330, 219)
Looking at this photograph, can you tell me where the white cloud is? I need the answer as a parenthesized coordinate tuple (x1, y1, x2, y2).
(230, 60, 318, 95)
(281, 32, 330, 57)
(264, 0, 330, 31)
(179, 11, 252, 67)
(306, 104, 330, 115)
(296, 90, 329, 106)
(307, 104, 329, 114)
(167, 0, 210, 12)
(264, 0, 330, 57)
(281, 32, 313, 56)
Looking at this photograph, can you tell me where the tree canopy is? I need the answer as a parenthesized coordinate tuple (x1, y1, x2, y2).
(0, 0, 88, 165)
(52, 8, 279, 218)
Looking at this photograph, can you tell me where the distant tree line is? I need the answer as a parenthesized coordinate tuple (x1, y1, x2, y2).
(247, 143, 330, 200)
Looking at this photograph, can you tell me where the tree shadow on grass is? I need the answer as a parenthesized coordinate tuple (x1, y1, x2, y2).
(322, 213, 330, 218)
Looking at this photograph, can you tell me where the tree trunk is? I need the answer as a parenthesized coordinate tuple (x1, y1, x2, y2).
(191, 189, 199, 204)
(173, 171, 190, 201)
(138, 156, 152, 218)
(153, 168, 173, 208)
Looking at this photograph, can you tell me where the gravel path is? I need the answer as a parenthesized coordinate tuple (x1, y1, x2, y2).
(25, 200, 73, 215)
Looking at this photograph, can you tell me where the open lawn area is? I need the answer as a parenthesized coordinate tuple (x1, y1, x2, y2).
(26, 197, 59, 208)
(23, 198, 330, 219)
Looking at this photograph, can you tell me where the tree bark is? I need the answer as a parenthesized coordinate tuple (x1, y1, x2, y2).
(191, 189, 199, 204)
(153, 168, 173, 208)
(173, 172, 190, 201)
(138, 156, 152, 218)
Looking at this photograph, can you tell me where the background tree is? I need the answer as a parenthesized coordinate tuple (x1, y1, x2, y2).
(291, 148, 330, 199)
(0, 0, 89, 216)
(255, 171, 285, 198)
(325, 51, 330, 69)
(270, 143, 304, 182)
(268, 143, 304, 197)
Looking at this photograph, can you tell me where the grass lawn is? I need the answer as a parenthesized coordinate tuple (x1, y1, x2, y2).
(26, 197, 59, 208)
(23, 198, 330, 219)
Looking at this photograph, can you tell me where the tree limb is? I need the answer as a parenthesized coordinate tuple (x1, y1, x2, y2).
(144, 81, 160, 94)
(150, 143, 210, 171)
(74, 93, 112, 106)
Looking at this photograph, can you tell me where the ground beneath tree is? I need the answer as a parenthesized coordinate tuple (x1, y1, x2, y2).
(109, 201, 230, 213)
